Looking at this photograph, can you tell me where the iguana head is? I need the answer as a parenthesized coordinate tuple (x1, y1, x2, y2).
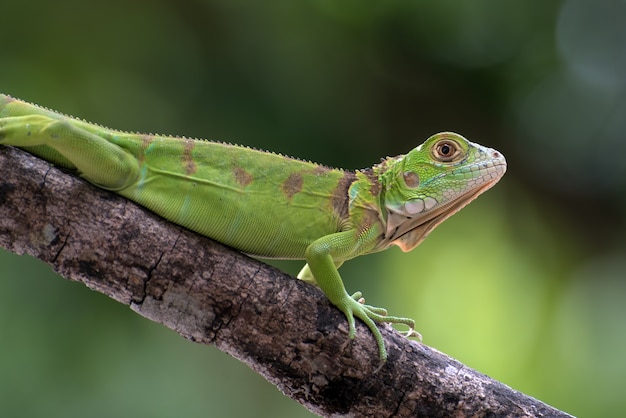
(379, 132, 507, 252)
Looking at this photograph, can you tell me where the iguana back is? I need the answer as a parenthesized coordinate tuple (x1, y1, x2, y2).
(0, 94, 349, 259)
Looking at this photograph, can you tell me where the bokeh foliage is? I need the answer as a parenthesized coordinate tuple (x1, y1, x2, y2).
(1, 1, 625, 416)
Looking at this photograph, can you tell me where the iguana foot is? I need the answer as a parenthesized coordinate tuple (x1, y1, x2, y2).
(335, 291, 417, 361)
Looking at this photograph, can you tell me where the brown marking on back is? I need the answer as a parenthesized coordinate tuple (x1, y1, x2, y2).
(312, 165, 331, 176)
(331, 171, 357, 220)
(360, 167, 382, 197)
(139, 134, 154, 163)
(183, 138, 197, 175)
(233, 167, 253, 187)
(282, 172, 304, 201)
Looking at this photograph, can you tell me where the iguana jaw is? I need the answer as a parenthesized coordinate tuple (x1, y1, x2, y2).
(383, 177, 502, 253)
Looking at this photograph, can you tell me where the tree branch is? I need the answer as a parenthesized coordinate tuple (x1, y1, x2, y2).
(0, 146, 572, 418)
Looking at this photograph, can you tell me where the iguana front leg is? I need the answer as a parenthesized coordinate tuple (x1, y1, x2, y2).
(300, 229, 416, 361)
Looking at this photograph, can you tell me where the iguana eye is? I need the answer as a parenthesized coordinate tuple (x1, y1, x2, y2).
(432, 139, 462, 163)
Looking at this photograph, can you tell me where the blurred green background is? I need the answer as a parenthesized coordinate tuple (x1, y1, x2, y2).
(1, 0, 625, 416)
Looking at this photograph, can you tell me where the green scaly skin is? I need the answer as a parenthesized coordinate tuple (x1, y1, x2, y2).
(0, 94, 507, 361)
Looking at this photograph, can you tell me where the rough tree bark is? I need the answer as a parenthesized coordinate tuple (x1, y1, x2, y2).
(0, 146, 573, 418)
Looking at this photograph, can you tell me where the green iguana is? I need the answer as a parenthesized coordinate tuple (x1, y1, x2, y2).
(0, 94, 506, 361)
